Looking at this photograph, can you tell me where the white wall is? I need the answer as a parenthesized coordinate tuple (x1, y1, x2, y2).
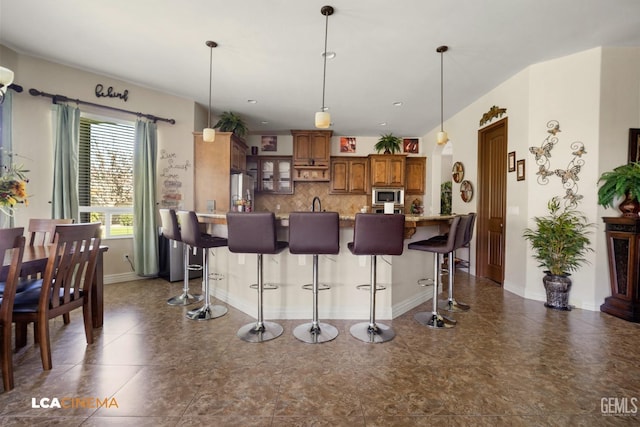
(423, 46, 640, 311)
(3, 45, 198, 281)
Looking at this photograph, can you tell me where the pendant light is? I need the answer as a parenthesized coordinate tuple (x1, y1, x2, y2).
(315, 5, 334, 129)
(0, 66, 14, 105)
(436, 45, 449, 145)
(203, 40, 217, 142)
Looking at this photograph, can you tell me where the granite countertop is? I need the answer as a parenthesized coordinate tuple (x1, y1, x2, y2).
(196, 211, 454, 223)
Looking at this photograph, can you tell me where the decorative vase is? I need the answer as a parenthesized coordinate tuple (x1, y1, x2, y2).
(618, 192, 640, 217)
(543, 273, 572, 310)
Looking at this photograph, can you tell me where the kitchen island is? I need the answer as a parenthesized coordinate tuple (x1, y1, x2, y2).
(196, 212, 454, 320)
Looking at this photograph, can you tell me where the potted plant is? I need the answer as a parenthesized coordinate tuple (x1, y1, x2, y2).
(374, 133, 402, 154)
(597, 162, 640, 216)
(213, 111, 248, 138)
(522, 197, 594, 310)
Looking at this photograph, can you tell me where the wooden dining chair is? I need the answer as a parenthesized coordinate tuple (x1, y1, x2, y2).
(13, 222, 101, 371)
(0, 227, 26, 391)
(27, 218, 74, 246)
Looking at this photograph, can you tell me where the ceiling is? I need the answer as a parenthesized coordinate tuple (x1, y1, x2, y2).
(2, 0, 640, 137)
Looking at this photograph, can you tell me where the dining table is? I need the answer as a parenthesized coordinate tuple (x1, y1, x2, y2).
(4, 244, 109, 328)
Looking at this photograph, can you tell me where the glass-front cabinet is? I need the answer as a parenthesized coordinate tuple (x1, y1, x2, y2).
(258, 157, 293, 194)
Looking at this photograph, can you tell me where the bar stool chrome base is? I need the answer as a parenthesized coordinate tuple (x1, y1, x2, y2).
(350, 322, 395, 343)
(294, 322, 338, 344)
(186, 304, 227, 321)
(167, 291, 203, 306)
(439, 298, 471, 312)
(414, 311, 456, 329)
(237, 321, 283, 343)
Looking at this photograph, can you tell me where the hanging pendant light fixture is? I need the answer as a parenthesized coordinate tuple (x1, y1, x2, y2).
(0, 66, 15, 105)
(436, 45, 449, 145)
(203, 40, 217, 142)
(315, 5, 334, 129)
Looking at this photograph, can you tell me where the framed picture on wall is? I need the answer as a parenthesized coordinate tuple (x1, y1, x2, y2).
(340, 137, 356, 153)
(261, 135, 277, 151)
(508, 151, 516, 172)
(403, 138, 419, 154)
(628, 128, 640, 163)
(517, 159, 526, 181)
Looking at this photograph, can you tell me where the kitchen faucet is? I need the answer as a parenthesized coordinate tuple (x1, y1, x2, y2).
(312, 196, 322, 212)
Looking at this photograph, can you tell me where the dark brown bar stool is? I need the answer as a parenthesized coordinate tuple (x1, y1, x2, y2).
(348, 213, 405, 343)
(178, 211, 228, 321)
(439, 213, 475, 312)
(289, 212, 340, 344)
(408, 216, 461, 329)
(159, 209, 204, 306)
(227, 212, 288, 342)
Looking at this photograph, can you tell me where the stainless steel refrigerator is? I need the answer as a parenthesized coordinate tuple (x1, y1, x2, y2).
(230, 173, 255, 212)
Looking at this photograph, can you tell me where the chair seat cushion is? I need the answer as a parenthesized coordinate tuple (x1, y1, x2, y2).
(408, 239, 452, 254)
(0, 277, 42, 295)
(199, 234, 228, 249)
(12, 280, 83, 313)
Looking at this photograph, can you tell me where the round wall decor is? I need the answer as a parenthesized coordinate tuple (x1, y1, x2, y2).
(452, 161, 464, 183)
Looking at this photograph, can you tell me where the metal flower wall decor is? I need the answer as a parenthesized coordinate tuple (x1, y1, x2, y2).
(529, 120, 586, 208)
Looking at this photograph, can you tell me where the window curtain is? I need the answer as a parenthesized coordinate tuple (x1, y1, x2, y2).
(51, 103, 80, 221)
(0, 91, 13, 228)
(133, 119, 158, 276)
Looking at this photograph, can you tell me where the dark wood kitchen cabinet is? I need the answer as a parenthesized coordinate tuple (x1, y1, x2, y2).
(194, 131, 248, 213)
(329, 157, 368, 194)
(405, 156, 426, 195)
(291, 130, 332, 181)
(369, 154, 406, 187)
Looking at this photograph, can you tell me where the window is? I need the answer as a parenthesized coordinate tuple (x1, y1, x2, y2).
(79, 115, 135, 238)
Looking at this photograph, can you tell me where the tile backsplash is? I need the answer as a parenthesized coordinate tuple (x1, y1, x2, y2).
(254, 182, 368, 214)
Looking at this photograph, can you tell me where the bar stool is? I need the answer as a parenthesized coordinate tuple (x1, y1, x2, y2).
(160, 209, 204, 306)
(348, 213, 405, 343)
(227, 212, 288, 342)
(177, 211, 228, 320)
(289, 212, 340, 344)
(408, 215, 461, 329)
(439, 213, 475, 312)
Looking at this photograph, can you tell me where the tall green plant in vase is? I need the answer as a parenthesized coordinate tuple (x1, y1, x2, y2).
(374, 133, 402, 154)
(522, 197, 594, 310)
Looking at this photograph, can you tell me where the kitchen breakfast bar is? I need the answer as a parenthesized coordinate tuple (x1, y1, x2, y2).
(195, 212, 455, 321)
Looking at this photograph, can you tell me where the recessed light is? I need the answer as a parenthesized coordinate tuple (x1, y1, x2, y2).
(322, 51, 336, 59)
(247, 99, 257, 104)
(260, 121, 269, 125)
(379, 122, 387, 126)
(393, 101, 403, 107)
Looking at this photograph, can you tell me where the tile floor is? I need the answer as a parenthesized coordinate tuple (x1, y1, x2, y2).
(1, 272, 640, 426)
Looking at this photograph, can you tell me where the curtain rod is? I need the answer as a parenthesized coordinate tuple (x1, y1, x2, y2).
(28, 88, 176, 124)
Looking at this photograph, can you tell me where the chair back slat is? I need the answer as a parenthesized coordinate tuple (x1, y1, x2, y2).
(27, 218, 74, 246)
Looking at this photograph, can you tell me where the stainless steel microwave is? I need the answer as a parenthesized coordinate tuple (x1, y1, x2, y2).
(372, 187, 404, 206)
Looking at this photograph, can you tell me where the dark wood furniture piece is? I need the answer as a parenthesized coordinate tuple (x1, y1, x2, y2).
(369, 154, 406, 187)
(405, 157, 426, 195)
(329, 156, 368, 194)
(27, 218, 74, 246)
(13, 223, 102, 370)
(601, 217, 640, 322)
(6, 241, 108, 329)
(291, 129, 332, 181)
(0, 228, 25, 391)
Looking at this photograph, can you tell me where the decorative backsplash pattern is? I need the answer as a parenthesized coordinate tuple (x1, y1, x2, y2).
(254, 182, 368, 214)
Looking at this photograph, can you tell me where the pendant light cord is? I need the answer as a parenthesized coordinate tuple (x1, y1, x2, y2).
(208, 45, 213, 129)
(440, 49, 444, 132)
(321, 11, 329, 111)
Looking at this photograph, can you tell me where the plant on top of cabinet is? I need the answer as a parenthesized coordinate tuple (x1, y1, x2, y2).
(214, 111, 248, 138)
(374, 133, 402, 154)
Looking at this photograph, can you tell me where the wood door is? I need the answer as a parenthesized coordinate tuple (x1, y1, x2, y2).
(388, 157, 405, 187)
(330, 158, 348, 193)
(476, 118, 508, 284)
